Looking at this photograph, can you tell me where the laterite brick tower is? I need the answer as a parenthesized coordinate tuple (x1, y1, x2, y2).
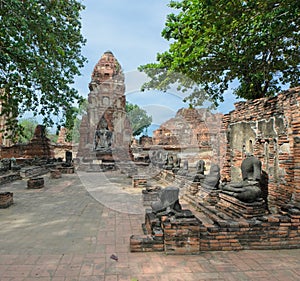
(77, 51, 132, 163)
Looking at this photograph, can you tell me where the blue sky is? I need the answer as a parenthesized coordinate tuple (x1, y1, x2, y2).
(74, 0, 239, 133)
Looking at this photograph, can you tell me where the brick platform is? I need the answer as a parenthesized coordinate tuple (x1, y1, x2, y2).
(216, 193, 267, 219)
(58, 166, 75, 174)
(142, 187, 160, 206)
(132, 175, 147, 188)
(0, 192, 13, 208)
(0, 172, 21, 186)
(50, 169, 62, 179)
(163, 212, 201, 254)
(130, 209, 202, 254)
(27, 177, 44, 189)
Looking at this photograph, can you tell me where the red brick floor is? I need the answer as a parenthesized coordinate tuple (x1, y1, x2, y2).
(0, 173, 299, 280)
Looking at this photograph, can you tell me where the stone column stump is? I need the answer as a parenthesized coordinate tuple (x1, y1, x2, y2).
(27, 177, 44, 189)
(0, 192, 13, 208)
(58, 166, 75, 174)
(50, 169, 62, 179)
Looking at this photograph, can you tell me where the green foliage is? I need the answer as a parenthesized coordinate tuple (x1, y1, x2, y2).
(17, 117, 58, 143)
(139, 0, 300, 106)
(125, 102, 152, 136)
(17, 117, 38, 143)
(0, 0, 87, 136)
(47, 131, 58, 143)
(59, 98, 87, 143)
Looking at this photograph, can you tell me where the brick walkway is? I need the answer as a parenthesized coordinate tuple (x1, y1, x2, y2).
(0, 172, 299, 281)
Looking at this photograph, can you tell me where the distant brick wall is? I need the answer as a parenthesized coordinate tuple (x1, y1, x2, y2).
(152, 108, 225, 167)
(221, 87, 300, 213)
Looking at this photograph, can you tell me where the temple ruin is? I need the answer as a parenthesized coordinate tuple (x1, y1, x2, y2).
(77, 51, 132, 169)
(131, 87, 300, 254)
(222, 86, 300, 213)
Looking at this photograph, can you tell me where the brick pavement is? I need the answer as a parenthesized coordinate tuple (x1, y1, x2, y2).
(0, 172, 299, 280)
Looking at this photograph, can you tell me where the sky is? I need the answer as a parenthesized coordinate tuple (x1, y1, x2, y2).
(74, 0, 239, 134)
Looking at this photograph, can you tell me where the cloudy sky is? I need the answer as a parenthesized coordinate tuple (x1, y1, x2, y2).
(74, 0, 239, 132)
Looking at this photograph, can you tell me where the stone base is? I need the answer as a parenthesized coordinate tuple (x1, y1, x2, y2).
(163, 212, 201, 255)
(130, 209, 202, 255)
(95, 151, 114, 162)
(27, 177, 44, 189)
(132, 175, 147, 188)
(58, 166, 75, 174)
(198, 187, 220, 205)
(24, 166, 49, 178)
(79, 162, 116, 172)
(0, 172, 22, 186)
(130, 235, 164, 252)
(50, 169, 62, 179)
(185, 181, 199, 195)
(0, 192, 13, 208)
(216, 193, 267, 219)
(142, 187, 161, 206)
(160, 170, 175, 183)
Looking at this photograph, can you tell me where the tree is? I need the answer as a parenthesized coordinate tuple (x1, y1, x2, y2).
(139, 0, 300, 106)
(63, 98, 88, 143)
(17, 117, 58, 143)
(0, 0, 86, 137)
(126, 102, 152, 136)
(17, 117, 38, 143)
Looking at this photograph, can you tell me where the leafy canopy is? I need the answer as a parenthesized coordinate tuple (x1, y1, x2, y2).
(63, 98, 88, 143)
(17, 117, 57, 143)
(0, 0, 87, 136)
(125, 102, 152, 136)
(139, 0, 300, 106)
(17, 117, 38, 143)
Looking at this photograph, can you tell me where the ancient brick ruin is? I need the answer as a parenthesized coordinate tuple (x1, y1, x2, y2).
(131, 87, 300, 254)
(0, 125, 54, 159)
(222, 86, 300, 214)
(0, 192, 13, 208)
(151, 108, 224, 166)
(77, 51, 132, 167)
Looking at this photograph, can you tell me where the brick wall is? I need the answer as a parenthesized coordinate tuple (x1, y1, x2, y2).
(130, 208, 300, 253)
(151, 108, 225, 167)
(221, 87, 300, 213)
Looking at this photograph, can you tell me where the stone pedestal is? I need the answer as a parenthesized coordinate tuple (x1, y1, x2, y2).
(0, 172, 22, 186)
(163, 211, 201, 255)
(50, 169, 62, 179)
(0, 192, 13, 208)
(186, 181, 199, 195)
(58, 166, 75, 174)
(27, 177, 44, 189)
(130, 209, 202, 254)
(142, 187, 161, 206)
(132, 175, 147, 188)
(197, 187, 220, 205)
(216, 193, 267, 219)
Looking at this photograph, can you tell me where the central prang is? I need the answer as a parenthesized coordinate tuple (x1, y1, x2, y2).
(77, 51, 133, 169)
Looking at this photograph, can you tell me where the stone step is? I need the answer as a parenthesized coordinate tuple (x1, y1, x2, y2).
(182, 193, 235, 227)
(0, 172, 22, 186)
(181, 195, 215, 226)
